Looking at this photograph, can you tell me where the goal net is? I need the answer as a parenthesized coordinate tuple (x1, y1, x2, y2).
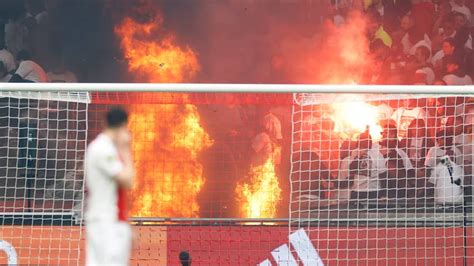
(0, 91, 89, 265)
(0, 85, 473, 265)
(290, 92, 474, 265)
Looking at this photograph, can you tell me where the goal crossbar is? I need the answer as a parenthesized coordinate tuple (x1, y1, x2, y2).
(0, 83, 472, 94)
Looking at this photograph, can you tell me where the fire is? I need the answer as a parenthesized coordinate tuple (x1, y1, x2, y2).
(114, 14, 199, 82)
(115, 11, 211, 217)
(330, 100, 383, 141)
(128, 104, 212, 217)
(236, 158, 282, 218)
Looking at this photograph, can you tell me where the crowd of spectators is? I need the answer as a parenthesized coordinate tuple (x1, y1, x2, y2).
(0, 0, 77, 83)
(0, 0, 471, 86)
(356, 0, 474, 85)
(290, 0, 474, 210)
(298, 97, 473, 209)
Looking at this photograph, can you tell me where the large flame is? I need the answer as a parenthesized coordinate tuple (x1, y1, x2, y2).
(114, 14, 199, 82)
(128, 104, 212, 217)
(236, 157, 282, 218)
(115, 11, 212, 217)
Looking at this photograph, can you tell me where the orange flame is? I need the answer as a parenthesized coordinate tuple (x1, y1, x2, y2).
(114, 14, 199, 83)
(128, 104, 212, 217)
(236, 158, 282, 218)
(115, 12, 212, 217)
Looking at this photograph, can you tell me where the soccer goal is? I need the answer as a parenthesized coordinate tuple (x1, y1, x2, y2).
(0, 83, 472, 265)
(290, 90, 474, 265)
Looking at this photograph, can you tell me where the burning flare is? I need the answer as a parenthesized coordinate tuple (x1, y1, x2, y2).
(330, 100, 383, 141)
(115, 12, 211, 217)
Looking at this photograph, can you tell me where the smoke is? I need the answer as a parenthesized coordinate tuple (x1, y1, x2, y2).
(181, 3, 373, 84)
(276, 11, 373, 84)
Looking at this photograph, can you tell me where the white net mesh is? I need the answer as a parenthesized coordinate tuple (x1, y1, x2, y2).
(290, 93, 473, 265)
(0, 92, 89, 265)
(0, 86, 473, 265)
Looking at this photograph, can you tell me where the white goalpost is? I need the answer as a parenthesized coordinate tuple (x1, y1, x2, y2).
(0, 83, 472, 265)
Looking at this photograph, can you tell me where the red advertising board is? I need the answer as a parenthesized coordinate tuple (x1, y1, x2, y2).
(1, 225, 473, 265)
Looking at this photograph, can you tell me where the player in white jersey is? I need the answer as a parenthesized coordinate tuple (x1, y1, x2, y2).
(85, 107, 134, 266)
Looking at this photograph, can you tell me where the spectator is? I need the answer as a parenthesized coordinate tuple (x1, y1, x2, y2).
(344, 127, 385, 202)
(431, 38, 457, 72)
(446, 116, 465, 143)
(9, 50, 47, 83)
(381, 0, 412, 33)
(368, 12, 393, 48)
(429, 154, 464, 205)
(400, 15, 432, 56)
(436, 15, 457, 42)
(432, 1, 456, 40)
(411, 45, 435, 84)
(425, 129, 463, 172)
(452, 104, 474, 172)
(467, 0, 474, 28)
(442, 55, 473, 85)
(434, 97, 459, 134)
(368, 0, 385, 18)
(377, 120, 414, 198)
(454, 99, 474, 135)
(329, 1, 348, 27)
(401, 118, 434, 196)
(367, 40, 392, 83)
(450, 0, 472, 24)
(391, 98, 427, 140)
(0, 44, 16, 73)
(426, 131, 464, 205)
(453, 12, 473, 50)
(47, 55, 78, 83)
(401, 119, 433, 169)
(0, 32, 17, 74)
(458, 114, 473, 176)
(251, 111, 282, 167)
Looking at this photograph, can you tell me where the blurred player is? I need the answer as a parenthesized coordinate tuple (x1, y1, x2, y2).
(85, 107, 134, 265)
